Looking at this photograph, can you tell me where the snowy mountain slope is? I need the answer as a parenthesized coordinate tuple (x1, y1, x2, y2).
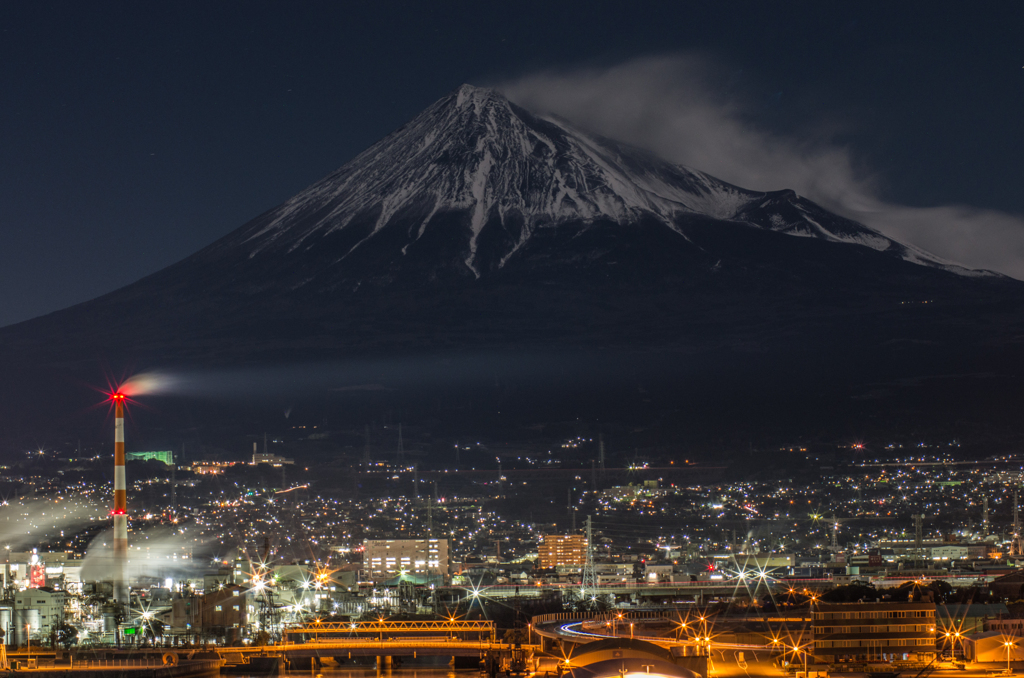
(213, 84, 986, 281)
(0, 84, 1023, 448)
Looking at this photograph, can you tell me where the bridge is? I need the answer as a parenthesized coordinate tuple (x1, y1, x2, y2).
(216, 620, 537, 670)
(283, 619, 496, 642)
(530, 610, 806, 658)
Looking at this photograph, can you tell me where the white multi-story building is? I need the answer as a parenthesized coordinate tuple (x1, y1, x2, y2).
(13, 587, 65, 644)
(252, 452, 294, 465)
(931, 544, 970, 560)
(363, 539, 448, 581)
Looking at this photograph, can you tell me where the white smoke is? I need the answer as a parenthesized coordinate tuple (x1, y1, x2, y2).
(118, 371, 182, 397)
(494, 55, 1024, 278)
(0, 496, 107, 549)
(80, 522, 209, 583)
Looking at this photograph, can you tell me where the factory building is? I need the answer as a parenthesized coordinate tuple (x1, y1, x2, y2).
(168, 584, 253, 641)
(6, 551, 83, 591)
(252, 452, 294, 465)
(125, 450, 174, 465)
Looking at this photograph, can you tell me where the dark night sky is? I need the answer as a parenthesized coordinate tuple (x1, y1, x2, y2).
(1, 1, 1021, 328)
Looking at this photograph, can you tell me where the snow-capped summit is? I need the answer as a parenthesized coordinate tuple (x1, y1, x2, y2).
(215, 84, 978, 281)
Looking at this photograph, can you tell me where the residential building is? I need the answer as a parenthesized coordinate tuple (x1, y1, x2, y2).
(645, 563, 674, 581)
(812, 602, 936, 664)
(538, 534, 587, 569)
(363, 538, 449, 581)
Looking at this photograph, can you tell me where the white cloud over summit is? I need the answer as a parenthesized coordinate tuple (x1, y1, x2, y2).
(496, 55, 1024, 279)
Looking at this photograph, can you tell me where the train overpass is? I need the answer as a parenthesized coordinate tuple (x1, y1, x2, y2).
(441, 572, 994, 603)
(439, 579, 822, 603)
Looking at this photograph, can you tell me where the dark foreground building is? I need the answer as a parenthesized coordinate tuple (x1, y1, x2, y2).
(812, 603, 936, 664)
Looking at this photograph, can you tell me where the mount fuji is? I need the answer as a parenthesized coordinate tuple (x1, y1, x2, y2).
(184, 83, 990, 292)
(2, 85, 1023, 447)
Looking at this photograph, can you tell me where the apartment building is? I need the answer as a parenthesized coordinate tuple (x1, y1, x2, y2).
(538, 534, 586, 569)
(363, 538, 449, 581)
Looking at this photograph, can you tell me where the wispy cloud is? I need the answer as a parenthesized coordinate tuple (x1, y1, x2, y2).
(495, 55, 1024, 278)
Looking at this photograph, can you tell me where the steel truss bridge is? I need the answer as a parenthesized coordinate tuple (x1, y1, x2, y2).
(284, 619, 496, 642)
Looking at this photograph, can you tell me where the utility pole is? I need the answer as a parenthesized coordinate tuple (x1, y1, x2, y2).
(568, 488, 575, 532)
(984, 496, 990, 536)
(414, 463, 419, 498)
(598, 434, 605, 475)
(363, 425, 371, 466)
(914, 514, 924, 559)
(397, 423, 405, 465)
(591, 460, 597, 493)
(1012, 490, 1022, 558)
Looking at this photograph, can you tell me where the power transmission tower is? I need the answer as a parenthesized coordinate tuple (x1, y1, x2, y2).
(582, 515, 597, 606)
(170, 448, 177, 519)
